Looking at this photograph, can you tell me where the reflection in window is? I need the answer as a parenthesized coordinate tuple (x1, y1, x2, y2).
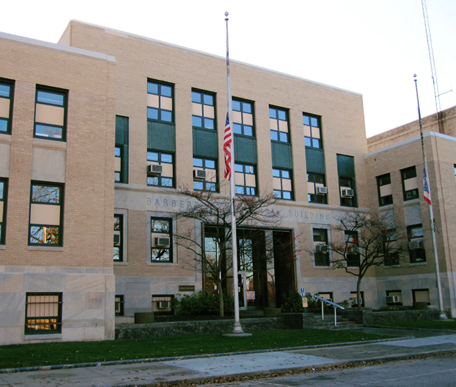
(235, 163, 256, 196)
(34, 88, 67, 141)
(232, 100, 254, 136)
(193, 158, 217, 192)
(273, 168, 293, 200)
(147, 81, 173, 123)
(303, 114, 322, 149)
(25, 293, 62, 334)
(192, 90, 215, 130)
(151, 218, 172, 262)
(0, 79, 14, 134)
(147, 151, 174, 187)
(114, 215, 123, 262)
(269, 107, 289, 143)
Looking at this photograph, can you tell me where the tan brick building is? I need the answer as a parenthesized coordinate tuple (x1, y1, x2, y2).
(0, 20, 455, 344)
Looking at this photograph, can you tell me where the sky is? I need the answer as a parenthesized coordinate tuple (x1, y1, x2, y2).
(2, 0, 456, 137)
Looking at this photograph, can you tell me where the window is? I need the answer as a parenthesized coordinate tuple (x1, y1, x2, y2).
(152, 295, 174, 313)
(147, 81, 173, 123)
(147, 151, 174, 187)
(269, 107, 289, 143)
(235, 163, 256, 196)
(408, 224, 426, 263)
(350, 291, 364, 308)
(303, 114, 322, 149)
(29, 183, 63, 246)
(192, 90, 215, 130)
(115, 295, 124, 316)
(0, 179, 7, 244)
(412, 289, 430, 305)
(233, 99, 254, 136)
(386, 290, 402, 305)
(273, 168, 293, 200)
(377, 173, 393, 206)
(313, 228, 329, 266)
(115, 146, 122, 182)
(0, 78, 14, 134)
(25, 293, 62, 334)
(317, 292, 333, 302)
(401, 166, 419, 201)
(151, 218, 172, 262)
(34, 87, 67, 141)
(193, 158, 217, 191)
(114, 215, 123, 262)
(384, 228, 399, 266)
(307, 173, 327, 204)
(345, 231, 360, 267)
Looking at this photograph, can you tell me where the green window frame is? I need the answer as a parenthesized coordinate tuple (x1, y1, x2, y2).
(147, 80, 174, 123)
(303, 114, 322, 149)
(29, 183, 63, 246)
(151, 218, 172, 263)
(313, 228, 330, 266)
(408, 224, 426, 263)
(269, 106, 289, 143)
(192, 90, 215, 130)
(25, 293, 62, 335)
(115, 295, 125, 316)
(193, 158, 217, 192)
(0, 78, 14, 134)
(34, 87, 67, 141)
(307, 173, 327, 204)
(377, 173, 393, 206)
(114, 214, 123, 262)
(233, 99, 254, 136)
(401, 166, 419, 201)
(0, 179, 7, 244)
(273, 168, 293, 200)
(147, 151, 174, 188)
(234, 163, 257, 196)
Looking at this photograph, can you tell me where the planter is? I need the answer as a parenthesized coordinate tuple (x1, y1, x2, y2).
(264, 308, 282, 317)
(134, 312, 155, 323)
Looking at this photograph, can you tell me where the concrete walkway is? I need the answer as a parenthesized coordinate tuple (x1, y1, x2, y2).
(1, 327, 455, 387)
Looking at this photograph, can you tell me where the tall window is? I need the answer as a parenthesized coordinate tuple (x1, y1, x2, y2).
(307, 173, 327, 204)
(337, 154, 356, 207)
(115, 146, 123, 182)
(408, 224, 426, 263)
(313, 228, 329, 266)
(303, 114, 322, 149)
(269, 107, 289, 143)
(25, 293, 62, 334)
(0, 79, 14, 134)
(273, 168, 293, 200)
(34, 87, 67, 141)
(233, 100, 254, 136)
(401, 166, 419, 201)
(147, 151, 174, 187)
(29, 183, 63, 246)
(151, 218, 172, 262)
(192, 90, 215, 130)
(114, 215, 123, 262)
(377, 173, 393, 206)
(235, 163, 256, 196)
(193, 158, 217, 191)
(345, 231, 360, 267)
(115, 295, 125, 316)
(0, 179, 7, 244)
(147, 81, 173, 123)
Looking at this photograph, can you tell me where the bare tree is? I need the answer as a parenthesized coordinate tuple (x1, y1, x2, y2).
(174, 188, 280, 317)
(330, 212, 405, 310)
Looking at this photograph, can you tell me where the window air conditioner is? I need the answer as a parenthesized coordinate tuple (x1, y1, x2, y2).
(155, 237, 170, 247)
(342, 188, 354, 198)
(113, 234, 121, 245)
(193, 169, 206, 179)
(157, 301, 170, 309)
(350, 245, 360, 254)
(147, 164, 162, 176)
(386, 295, 400, 304)
(409, 240, 424, 250)
(315, 186, 328, 195)
(315, 244, 328, 253)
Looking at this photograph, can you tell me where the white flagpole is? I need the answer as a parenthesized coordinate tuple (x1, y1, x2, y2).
(225, 12, 244, 334)
(414, 74, 446, 319)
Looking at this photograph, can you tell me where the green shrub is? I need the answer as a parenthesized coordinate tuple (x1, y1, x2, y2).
(281, 292, 305, 313)
(178, 291, 234, 316)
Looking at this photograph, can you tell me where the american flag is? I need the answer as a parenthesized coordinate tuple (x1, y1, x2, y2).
(224, 113, 233, 180)
(423, 167, 431, 205)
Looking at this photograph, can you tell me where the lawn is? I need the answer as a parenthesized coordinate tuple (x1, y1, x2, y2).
(377, 319, 456, 331)
(0, 329, 388, 370)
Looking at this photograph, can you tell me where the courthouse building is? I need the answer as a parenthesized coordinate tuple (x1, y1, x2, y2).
(0, 20, 455, 345)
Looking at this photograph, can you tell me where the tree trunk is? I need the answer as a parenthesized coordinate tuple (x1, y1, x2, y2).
(356, 278, 362, 310)
(218, 279, 225, 317)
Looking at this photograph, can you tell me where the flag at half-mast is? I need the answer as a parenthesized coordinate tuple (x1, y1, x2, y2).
(423, 167, 432, 205)
(224, 113, 233, 180)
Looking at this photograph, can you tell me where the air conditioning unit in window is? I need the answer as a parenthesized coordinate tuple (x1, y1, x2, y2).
(409, 240, 424, 250)
(342, 189, 354, 198)
(386, 295, 400, 304)
(193, 169, 206, 179)
(157, 301, 170, 309)
(315, 244, 328, 253)
(349, 245, 360, 254)
(113, 234, 121, 245)
(155, 237, 170, 247)
(315, 186, 328, 195)
(147, 164, 162, 176)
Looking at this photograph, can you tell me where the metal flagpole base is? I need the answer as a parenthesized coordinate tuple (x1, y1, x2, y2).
(222, 320, 252, 337)
(439, 312, 448, 320)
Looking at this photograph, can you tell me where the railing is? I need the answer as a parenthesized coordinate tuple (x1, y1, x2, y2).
(313, 294, 345, 326)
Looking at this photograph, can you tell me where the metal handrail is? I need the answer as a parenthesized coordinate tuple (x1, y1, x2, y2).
(313, 294, 345, 326)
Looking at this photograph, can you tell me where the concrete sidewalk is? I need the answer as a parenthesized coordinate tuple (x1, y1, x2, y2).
(1, 328, 455, 387)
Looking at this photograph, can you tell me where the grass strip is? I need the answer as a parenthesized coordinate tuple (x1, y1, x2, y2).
(0, 329, 387, 369)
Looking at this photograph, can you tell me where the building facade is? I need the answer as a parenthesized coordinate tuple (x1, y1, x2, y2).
(0, 21, 454, 345)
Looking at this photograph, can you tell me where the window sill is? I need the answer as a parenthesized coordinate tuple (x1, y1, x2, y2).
(114, 261, 128, 266)
(25, 333, 62, 341)
(148, 262, 177, 266)
(0, 245, 5, 250)
(409, 262, 427, 266)
(0, 133, 12, 144)
(32, 138, 67, 150)
(314, 265, 332, 269)
(28, 246, 64, 252)
(383, 265, 401, 269)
